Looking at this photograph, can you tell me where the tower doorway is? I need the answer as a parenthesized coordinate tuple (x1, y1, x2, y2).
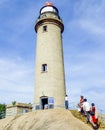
(40, 96, 48, 109)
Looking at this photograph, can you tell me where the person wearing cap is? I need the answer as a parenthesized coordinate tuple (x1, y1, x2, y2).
(82, 98, 91, 123)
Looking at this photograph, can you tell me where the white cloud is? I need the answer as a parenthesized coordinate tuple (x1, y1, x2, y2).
(0, 0, 105, 111)
(0, 57, 34, 104)
(65, 41, 105, 110)
(66, 0, 105, 36)
(79, 19, 105, 36)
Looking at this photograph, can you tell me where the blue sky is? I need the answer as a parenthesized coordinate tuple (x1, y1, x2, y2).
(0, 0, 105, 111)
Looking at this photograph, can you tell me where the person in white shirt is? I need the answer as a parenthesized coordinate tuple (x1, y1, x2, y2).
(82, 98, 91, 123)
(65, 95, 68, 109)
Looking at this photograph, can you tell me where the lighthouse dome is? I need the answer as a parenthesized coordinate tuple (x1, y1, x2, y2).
(40, 2, 59, 14)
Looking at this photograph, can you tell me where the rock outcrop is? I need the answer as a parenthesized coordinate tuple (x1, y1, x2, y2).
(0, 108, 93, 130)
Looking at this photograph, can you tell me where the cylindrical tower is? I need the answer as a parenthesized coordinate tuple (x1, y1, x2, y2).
(34, 2, 66, 109)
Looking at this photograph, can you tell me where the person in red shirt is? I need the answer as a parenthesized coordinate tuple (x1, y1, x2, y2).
(90, 103, 99, 130)
(78, 96, 84, 114)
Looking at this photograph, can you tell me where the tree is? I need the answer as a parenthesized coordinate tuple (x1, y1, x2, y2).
(0, 104, 6, 119)
(12, 101, 16, 105)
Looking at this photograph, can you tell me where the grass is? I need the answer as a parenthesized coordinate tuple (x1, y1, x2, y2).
(70, 110, 105, 129)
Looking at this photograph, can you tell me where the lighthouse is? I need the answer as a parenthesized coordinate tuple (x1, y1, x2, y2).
(34, 2, 66, 109)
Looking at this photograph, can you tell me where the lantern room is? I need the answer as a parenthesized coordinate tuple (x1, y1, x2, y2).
(40, 2, 59, 15)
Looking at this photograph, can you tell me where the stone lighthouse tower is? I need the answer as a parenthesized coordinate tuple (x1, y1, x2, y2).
(34, 2, 66, 109)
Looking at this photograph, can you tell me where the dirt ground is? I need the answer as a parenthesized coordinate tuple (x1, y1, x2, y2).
(0, 108, 95, 130)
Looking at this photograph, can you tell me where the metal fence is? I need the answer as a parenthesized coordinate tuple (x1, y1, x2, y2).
(98, 109, 105, 125)
(68, 101, 77, 110)
(68, 101, 105, 126)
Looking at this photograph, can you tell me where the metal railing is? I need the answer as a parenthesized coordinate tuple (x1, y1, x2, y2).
(68, 101, 105, 126)
(98, 109, 105, 125)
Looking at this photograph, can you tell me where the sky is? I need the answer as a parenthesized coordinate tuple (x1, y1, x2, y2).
(0, 0, 105, 112)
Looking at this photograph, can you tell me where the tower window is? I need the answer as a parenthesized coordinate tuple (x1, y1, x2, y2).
(42, 64, 47, 72)
(43, 25, 47, 32)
